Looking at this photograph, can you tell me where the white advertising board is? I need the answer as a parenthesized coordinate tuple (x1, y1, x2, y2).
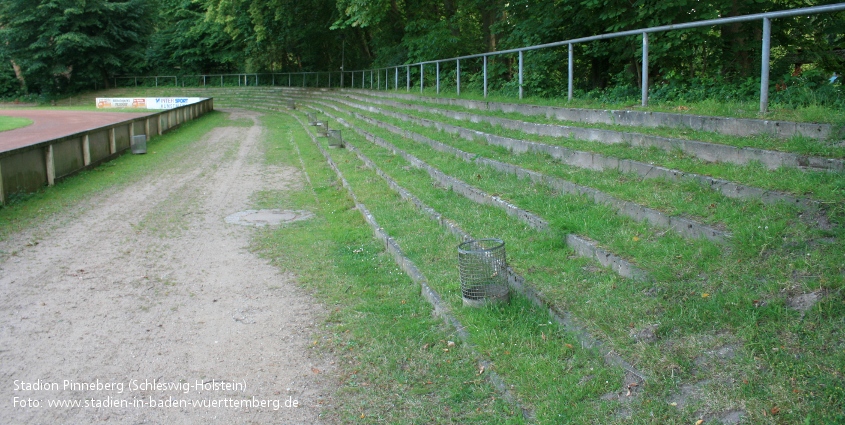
(96, 97, 203, 110)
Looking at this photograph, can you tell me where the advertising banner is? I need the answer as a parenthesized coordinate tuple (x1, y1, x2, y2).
(96, 98, 202, 110)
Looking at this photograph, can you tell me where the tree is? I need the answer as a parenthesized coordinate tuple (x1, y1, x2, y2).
(146, 0, 243, 75)
(0, 0, 153, 94)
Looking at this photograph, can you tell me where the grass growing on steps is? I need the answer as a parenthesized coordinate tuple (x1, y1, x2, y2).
(289, 106, 845, 424)
(317, 96, 845, 204)
(372, 88, 845, 126)
(252, 112, 526, 423)
(337, 92, 845, 158)
(286, 110, 629, 422)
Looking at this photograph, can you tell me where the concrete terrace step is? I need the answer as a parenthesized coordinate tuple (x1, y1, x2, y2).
(343, 89, 843, 141)
(310, 99, 732, 244)
(316, 94, 823, 213)
(332, 92, 845, 172)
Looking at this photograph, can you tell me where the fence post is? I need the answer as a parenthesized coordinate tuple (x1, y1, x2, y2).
(436, 61, 440, 94)
(568, 43, 573, 101)
(420, 63, 424, 93)
(370, 70, 373, 89)
(518, 50, 524, 99)
(457, 59, 461, 96)
(641, 32, 649, 107)
(760, 17, 772, 113)
(483, 55, 488, 98)
(407, 66, 410, 91)
(378, 69, 381, 90)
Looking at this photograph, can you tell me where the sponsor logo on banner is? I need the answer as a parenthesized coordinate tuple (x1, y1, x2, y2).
(96, 97, 202, 109)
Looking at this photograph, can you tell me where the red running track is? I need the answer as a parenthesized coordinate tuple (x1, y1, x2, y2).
(0, 110, 152, 153)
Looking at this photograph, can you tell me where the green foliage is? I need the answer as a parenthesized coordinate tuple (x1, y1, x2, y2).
(0, 0, 154, 94)
(146, 0, 243, 74)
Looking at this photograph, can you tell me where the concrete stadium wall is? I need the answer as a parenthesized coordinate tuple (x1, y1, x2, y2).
(0, 98, 214, 203)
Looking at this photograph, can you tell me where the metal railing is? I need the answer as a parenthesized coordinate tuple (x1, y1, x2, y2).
(121, 3, 845, 113)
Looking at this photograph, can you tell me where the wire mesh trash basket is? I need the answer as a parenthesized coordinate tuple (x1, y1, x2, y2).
(317, 120, 329, 136)
(328, 129, 344, 148)
(306, 112, 317, 125)
(130, 134, 147, 154)
(457, 239, 509, 307)
(287, 99, 296, 110)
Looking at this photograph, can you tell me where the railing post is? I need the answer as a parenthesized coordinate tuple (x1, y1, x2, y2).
(436, 61, 440, 94)
(362, 71, 365, 88)
(395, 67, 398, 90)
(760, 17, 772, 113)
(420, 63, 424, 93)
(641, 32, 649, 107)
(518, 50, 524, 99)
(378, 69, 381, 90)
(568, 43, 574, 101)
(457, 59, 461, 96)
(483, 55, 488, 98)
(407, 66, 410, 91)
(288, 74, 291, 87)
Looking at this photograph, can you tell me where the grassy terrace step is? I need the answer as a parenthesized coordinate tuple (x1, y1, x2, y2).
(311, 99, 732, 244)
(308, 98, 831, 241)
(305, 91, 845, 206)
(94, 88, 842, 423)
(290, 112, 534, 419)
(245, 94, 840, 270)
(315, 105, 652, 283)
(345, 89, 844, 140)
(316, 94, 826, 215)
(287, 108, 632, 422)
(314, 93, 829, 227)
(332, 92, 845, 171)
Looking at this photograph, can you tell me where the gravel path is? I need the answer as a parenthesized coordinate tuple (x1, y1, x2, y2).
(0, 109, 334, 424)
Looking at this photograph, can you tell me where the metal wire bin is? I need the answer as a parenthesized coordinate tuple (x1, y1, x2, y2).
(457, 239, 509, 307)
(287, 99, 296, 110)
(317, 120, 329, 136)
(306, 112, 317, 125)
(327, 129, 344, 148)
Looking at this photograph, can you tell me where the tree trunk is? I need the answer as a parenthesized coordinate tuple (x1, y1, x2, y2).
(10, 59, 26, 91)
(480, 4, 498, 52)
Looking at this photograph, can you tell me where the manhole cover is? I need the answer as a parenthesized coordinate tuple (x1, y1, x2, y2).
(225, 209, 314, 227)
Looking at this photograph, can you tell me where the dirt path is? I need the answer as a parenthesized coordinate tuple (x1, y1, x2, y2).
(0, 109, 334, 424)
